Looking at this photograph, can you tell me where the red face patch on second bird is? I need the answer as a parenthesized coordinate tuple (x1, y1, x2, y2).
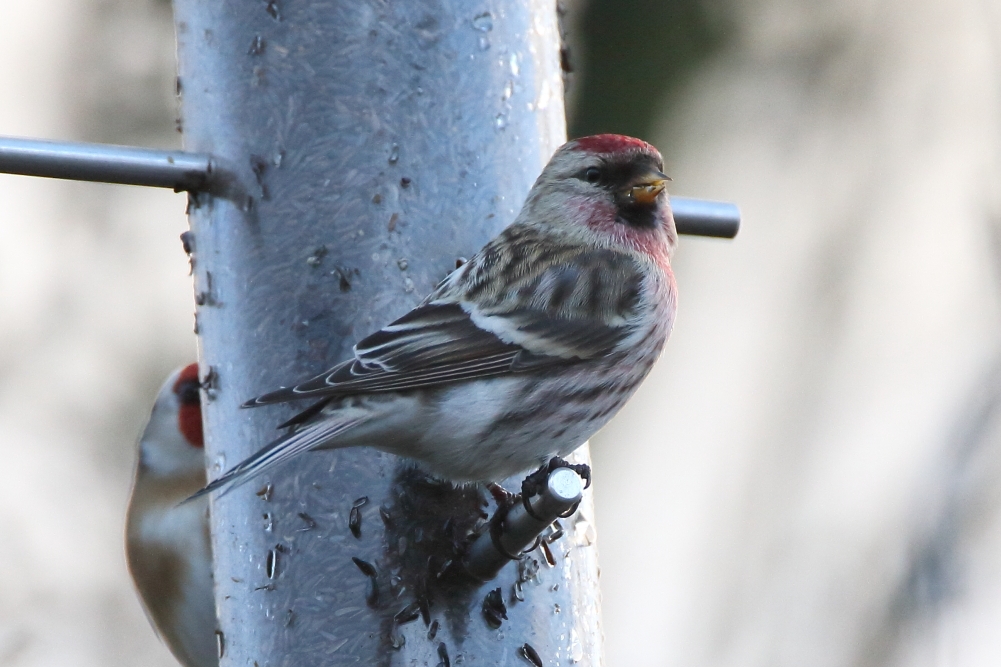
(173, 363, 204, 448)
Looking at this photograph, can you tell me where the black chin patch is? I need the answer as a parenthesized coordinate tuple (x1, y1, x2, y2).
(615, 200, 659, 229)
(595, 155, 662, 229)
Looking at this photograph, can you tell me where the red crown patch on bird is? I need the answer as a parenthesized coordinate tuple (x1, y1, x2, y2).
(571, 134, 653, 154)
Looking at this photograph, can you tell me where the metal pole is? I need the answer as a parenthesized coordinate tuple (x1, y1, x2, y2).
(173, 1, 600, 665)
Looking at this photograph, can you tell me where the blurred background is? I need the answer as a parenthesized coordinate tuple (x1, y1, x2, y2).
(1, 0, 1000, 665)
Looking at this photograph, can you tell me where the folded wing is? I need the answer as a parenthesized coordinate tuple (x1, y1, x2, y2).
(244, 246, 646, 407)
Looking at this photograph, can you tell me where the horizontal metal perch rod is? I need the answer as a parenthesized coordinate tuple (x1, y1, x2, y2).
(0, 136, 740, 238)
(0, 136, 213, 191)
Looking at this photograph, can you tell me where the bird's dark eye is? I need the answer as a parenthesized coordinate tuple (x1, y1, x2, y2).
(584, 167, 601, 183)
(176, 379, 201, 406)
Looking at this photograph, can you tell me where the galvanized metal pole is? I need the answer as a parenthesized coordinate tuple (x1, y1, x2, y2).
(173, 1, 600, 665)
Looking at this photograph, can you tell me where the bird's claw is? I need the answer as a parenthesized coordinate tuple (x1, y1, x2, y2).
(520, 457, 591, 520)
(486, 481, 518, 507)
(486, 486, 529, 560)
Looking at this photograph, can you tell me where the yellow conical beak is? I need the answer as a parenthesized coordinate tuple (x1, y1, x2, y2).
(626, 171, 671, 205)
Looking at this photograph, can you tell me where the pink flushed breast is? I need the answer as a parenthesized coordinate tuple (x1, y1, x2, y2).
(626, 228, 674, 273)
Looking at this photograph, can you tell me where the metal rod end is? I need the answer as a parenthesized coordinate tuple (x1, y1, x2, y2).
(463, 468, 584, 581)
(671, 196, 741, 238)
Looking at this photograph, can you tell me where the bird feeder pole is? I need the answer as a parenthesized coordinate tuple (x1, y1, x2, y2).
(173, 0, 602, 664)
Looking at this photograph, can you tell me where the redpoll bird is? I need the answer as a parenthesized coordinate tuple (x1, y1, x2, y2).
(127, 364, 218, 667)
(200, 134, 677, 496)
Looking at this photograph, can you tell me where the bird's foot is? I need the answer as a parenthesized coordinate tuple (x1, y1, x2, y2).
(485, 484, 526, 560)
(486, 481, 518, 507)
(520, 457, 591, 520)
